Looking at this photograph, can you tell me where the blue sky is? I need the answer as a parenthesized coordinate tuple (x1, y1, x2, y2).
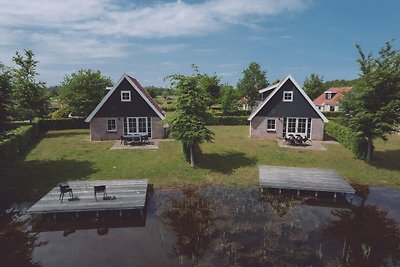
(1, 0, 399, 87)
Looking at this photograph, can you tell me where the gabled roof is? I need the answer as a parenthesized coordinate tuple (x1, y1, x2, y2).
(258, 82, 280, 94)
(85, 74, 165, 122)
(313, 87, 352, 106)
(248, 75, 328, 122)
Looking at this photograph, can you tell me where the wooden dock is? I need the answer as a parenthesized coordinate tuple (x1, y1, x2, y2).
(28, 179, 148, 216)
(259, 166, 355, 198)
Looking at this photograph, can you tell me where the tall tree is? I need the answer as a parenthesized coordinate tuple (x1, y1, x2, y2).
(0, 62, 13, 131)
(12, 50, 49, 121)
(341, 41, 400, 162)
(199, 74, 221, 105)
(167, 66, 214, 166)
(220, 84, 238, 115)
(60, 69, 112, 117)
(303, 73, 324, 99)
(236, 62, 269, 107)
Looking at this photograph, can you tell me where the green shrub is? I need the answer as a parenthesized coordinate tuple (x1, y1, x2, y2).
(39, 118, 89, 130)
(0, 121, 43, 164)
(205, 115, 249, 125)
(325, 121, 369, 159)
(51, 106, 71, 119)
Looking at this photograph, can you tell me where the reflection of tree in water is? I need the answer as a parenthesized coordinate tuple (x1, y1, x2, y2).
(0, 210, 45, 267)
(161, 187, 323, 266)
(161, 186, 215, 263)
(324, 185, 400, 267)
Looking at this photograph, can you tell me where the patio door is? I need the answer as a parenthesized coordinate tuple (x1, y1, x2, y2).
(126, 117, 148, 135)
(285, 118, 311, 138)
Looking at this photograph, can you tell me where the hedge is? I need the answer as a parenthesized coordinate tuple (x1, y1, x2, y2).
(0, 118, 89, 165)
(325, 121, 368, 159)
(0, 120, 42, 164)
(38, 118, 89, 131)
(205, 116, 249, 125)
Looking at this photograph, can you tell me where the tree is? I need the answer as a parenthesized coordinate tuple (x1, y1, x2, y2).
(303, 73, 324, 99)
(167, 66, 214, 166)
(341, 41, 400, 162)
(237, 62, 269, 107)
(60, 69, 112, 117)
(0, 62, 13, 131)
(220, 84, 238, 115)
(199, 74, 221, 105)
(12, 50, 49, 121)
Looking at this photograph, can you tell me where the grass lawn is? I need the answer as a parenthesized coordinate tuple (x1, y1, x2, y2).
(1, 126, 399, 201)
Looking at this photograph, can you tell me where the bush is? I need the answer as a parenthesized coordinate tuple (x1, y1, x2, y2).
(205, 115, 249, 125)
(0, 118, 89, 164)
(39, 118, 89, 131)
(325, 121, 369, 159)
(0, 121, 43, 164)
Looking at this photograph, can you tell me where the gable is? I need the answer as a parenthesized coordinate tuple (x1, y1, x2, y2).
(257, 79, 320, 117)
(94, 78, 158, 118)
(248, 75, 328, 122)
(85, 74, 165, 122)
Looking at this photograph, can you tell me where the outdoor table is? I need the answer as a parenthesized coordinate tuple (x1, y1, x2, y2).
(121, 133, 149, 145)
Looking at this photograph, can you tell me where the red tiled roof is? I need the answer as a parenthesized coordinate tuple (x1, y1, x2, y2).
(127, 75, 165, 116)
(313, 87, 352, 106)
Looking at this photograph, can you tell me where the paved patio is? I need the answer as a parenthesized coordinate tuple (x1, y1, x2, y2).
(277, 139, 338, 151)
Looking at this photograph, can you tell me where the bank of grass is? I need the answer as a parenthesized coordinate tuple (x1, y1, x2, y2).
(1, 126, 399, 201)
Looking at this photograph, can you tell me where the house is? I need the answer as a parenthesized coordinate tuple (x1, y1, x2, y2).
(248, 75, 328, 141)
(313, 87, 352, 112)
(85, 74, 166, 141)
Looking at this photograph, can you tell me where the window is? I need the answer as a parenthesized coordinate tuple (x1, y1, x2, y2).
(107, 119, 117, 132)
(121, 91, 131, 102)
(125, 117, 149, 135)
(285, 117, 312, 138)
(330, 105, 335, 112)
(267, 119, 276, 131)
(283, 91, 293, 102)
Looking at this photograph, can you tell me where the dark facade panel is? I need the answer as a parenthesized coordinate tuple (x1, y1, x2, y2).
(95, 78, 158, 118)
(261, 90, 273, 101)
(257, 80, 320, 118)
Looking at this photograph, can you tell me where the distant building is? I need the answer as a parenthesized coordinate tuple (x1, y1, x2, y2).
(313, 87, 352, 112)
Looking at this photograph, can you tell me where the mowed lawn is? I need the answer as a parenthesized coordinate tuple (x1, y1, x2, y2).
(2, 126, 399, 199)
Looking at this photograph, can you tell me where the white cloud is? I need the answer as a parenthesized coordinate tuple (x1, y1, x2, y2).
(144, 44, 187, 53)
(0, 0, 310, 38)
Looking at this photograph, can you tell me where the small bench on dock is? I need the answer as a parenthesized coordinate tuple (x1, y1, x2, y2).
(259, 165, 355, 199)
(28, 179, 148, 218)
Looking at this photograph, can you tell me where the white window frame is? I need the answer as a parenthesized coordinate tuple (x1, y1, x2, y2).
(266, 119, 276, 132)
(127, 117, 148, 135)
(107, 119, 117, 132)
(285, 117, 309, 137)
(283, 91, 293, 102)
(121, 90, 131, 102)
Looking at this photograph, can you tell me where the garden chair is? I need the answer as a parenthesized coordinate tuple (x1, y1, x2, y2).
(94, 185, 107, 201)
(59, 184, 73, 203)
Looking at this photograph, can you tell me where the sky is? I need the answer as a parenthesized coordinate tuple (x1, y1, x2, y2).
(1, 0, 399, 87)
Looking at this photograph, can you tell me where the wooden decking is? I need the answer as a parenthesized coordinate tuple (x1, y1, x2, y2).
(259, 165, 355, 197)
(28, 179, 148, 215)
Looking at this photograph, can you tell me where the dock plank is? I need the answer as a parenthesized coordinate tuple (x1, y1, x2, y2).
(259, 166, 355, 194)
(28, 179, 149, 214)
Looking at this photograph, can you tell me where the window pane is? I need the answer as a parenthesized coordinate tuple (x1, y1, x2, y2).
(297, 118, 307, 133)
(138, 118, 147, 133)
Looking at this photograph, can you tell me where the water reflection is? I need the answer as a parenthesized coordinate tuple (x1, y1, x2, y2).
(1, 185, 399, 267)
(324, 184, 400, 267)
(0, 207, 43, 267)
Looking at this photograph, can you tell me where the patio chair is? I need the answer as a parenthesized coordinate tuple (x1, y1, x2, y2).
(94, 185, 107, 201)
(59, 184, 73, 203)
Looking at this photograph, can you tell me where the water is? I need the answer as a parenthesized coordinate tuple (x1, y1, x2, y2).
(1, 185, 400, 267)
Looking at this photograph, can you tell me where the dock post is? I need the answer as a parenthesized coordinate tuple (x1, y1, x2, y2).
(96, 211, 99, 218)
(334, 192, 337, 200)
(315, 191, 318, 197)
(119, 210, 122, 217)
(53, 213, 56, 220)
(279, 189, 281, 195)
(297, 190, 300, 196)
(76, 212, 79, 219)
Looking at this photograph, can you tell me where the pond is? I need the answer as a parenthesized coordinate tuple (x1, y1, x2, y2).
(1, 185, 400, 267)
